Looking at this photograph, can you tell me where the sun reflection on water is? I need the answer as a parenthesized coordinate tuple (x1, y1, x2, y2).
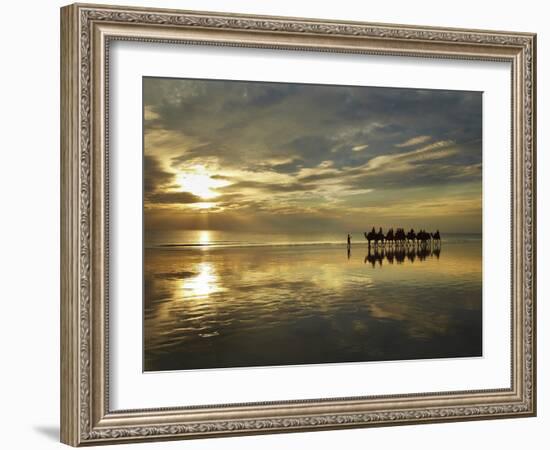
(180, 261, 223, 299)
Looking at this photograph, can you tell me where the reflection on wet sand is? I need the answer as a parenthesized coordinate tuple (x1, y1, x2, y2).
(180, 262, 224, 299)
(363, 245, 441, 268)
(144, 241, 482, 372)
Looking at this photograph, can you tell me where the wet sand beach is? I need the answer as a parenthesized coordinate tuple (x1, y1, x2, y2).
(144, 234, 482, 372)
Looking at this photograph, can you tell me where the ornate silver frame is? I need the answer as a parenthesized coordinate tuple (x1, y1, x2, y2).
(60, 3, 536, 446)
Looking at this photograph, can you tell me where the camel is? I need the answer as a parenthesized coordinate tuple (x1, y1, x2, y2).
(385, 228, 395, 247)
(376, 227, 385, 247)
(364, 227, 377, 248)
(431, 230, 442, 247)
(406, 229, 416, 247)
(363, 227, 442, 250)
(416, 229, 431, 248)
(395, 228, 406, 246)
(364, 227, 385, 248)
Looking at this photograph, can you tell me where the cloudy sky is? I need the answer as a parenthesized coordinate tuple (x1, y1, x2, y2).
(143, 77, 482, 235)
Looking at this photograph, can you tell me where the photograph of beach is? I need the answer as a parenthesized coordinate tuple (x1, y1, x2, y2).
(143, 77, 483, 372)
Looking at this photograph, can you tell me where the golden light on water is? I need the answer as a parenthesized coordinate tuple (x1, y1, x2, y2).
(180, 262, 223, 299)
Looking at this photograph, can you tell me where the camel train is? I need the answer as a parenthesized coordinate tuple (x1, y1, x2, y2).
(363, 227, 441, 249)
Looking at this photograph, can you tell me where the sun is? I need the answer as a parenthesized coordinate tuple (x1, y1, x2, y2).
(177, 166, 229, 201)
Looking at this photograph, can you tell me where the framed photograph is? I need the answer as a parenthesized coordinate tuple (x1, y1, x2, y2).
(60, 3, 536, 446)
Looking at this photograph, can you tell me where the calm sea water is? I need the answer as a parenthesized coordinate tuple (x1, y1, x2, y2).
(144, 231, 482, 371)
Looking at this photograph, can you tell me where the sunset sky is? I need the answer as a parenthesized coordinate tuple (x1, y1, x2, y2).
(143, 77, 482, 235)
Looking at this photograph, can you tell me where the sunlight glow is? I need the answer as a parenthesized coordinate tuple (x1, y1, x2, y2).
(191, 202, 216, 210)
(177, 166, 229, 200)
(198, 230, 211, 245)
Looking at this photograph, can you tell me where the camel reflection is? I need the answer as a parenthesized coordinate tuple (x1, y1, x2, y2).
(363, 245, 442, 268)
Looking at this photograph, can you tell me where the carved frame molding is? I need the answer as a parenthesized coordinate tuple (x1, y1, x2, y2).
(61, 3, 536, 446)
